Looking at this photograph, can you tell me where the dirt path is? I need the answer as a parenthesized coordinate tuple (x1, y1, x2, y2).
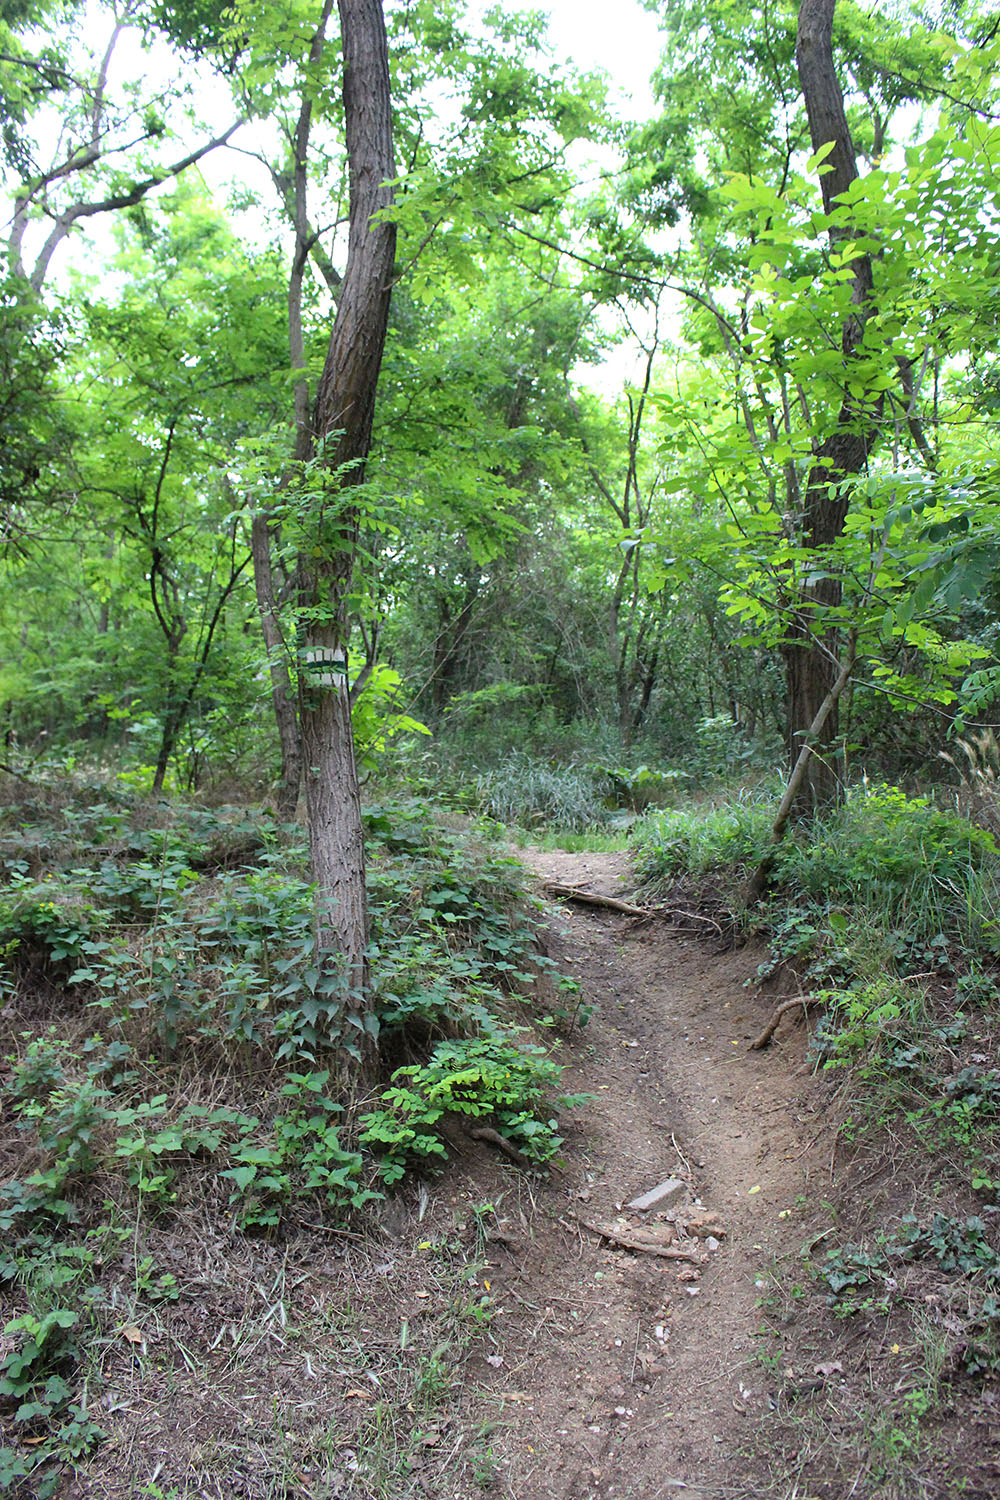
(472, 847, 831, 1500)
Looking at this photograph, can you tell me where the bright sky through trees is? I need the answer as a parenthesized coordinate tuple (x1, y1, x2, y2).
(508, 0, 662, 117)
(25, 0, 665, 308)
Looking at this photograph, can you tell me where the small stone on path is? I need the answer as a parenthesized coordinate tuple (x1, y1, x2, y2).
(685, 1210, 727, 1239)
(626, 1178, 685, 1211)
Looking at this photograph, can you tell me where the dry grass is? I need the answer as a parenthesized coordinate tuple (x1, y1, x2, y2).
(2, 1166, 521, 1499)
(941, 729, 1000, 841)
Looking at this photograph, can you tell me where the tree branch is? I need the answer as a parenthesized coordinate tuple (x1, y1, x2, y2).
(26, 121, 244, 290)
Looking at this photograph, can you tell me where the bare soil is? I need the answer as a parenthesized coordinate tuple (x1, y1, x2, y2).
(473, 846, 823, 1500)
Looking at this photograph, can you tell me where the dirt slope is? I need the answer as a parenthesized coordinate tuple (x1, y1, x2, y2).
(472, 846, 829, 1500)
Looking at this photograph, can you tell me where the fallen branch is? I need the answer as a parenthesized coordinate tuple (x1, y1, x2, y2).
(750, 994, 823, 1050)
(545, 883, 649, 918)
(468, 1125, 529, 1167)
(571, 1214, 706, 1263)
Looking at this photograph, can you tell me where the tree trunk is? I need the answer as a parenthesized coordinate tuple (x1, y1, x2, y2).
(746, 632, 857, 903)
(252, 514, 302, 818)
(787, 0, 880, 814)
(151, 627, 185, 796)
(151, 710, 178, 796)
(297, 0, 396, 1023)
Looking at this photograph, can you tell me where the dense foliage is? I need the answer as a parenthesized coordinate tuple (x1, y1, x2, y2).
(1, 0, 998, 804)
(0, 782, 582, 1491)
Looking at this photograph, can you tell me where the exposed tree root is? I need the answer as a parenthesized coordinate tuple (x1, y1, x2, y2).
(570, 1214, 706, 1263)
(750, 995, 822, 1050)
(664, 908, 723, 934)
(468, 1125, 529, 1167)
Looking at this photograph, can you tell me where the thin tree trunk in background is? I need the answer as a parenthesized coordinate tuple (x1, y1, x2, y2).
(431, 575, 481, 715)
(150, 538, 251, 797)
(746, 632, 858, 904)
(251, 514, 301, 817)
(151, 708, 179, 797)
(787, 0, 879, 814)
(297, 0, 396, 1026)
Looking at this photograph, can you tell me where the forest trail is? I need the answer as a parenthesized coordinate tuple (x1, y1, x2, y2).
(476, 846, 831, 1500)
(37, 841, 839, 1500)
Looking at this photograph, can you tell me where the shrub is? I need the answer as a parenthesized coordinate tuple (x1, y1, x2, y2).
(632, 795, 774, 892)
(360, 1034, 582, 1182)
(476, 752, 609, 831)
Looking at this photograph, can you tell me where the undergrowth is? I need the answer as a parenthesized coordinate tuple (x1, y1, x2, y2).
(0, 779, 578, 1495)
(472, 751, 685, 833)
(634, 781, 1000, 1166)
(392, 740, 689, 835)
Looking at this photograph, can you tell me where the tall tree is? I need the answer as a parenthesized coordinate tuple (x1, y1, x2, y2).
(785, 0, 876, 809)
(613, 0, 1000, 803)
(296, 0, 395, 1034)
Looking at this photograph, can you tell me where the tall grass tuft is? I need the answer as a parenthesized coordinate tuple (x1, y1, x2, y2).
(475, 752, 609, 832)
(632, 794, 775, 895)
(773, 783, 1000, 954)
(941, 729, 1000, 842)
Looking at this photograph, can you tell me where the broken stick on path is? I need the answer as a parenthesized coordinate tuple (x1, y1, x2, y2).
(545, 883, 649, 918)
(570, 1213, 706, 1263)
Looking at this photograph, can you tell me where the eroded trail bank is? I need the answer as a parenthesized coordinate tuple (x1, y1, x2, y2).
(482, 847, 830, 1500)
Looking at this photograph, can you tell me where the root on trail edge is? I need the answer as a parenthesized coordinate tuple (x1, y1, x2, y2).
(468, 1125, 529, 1166)
(751, 994, 823, 1050)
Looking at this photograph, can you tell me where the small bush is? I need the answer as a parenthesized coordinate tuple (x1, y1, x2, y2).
(633, 796, 774, 892)
(595, 763, 688, 812)
(635, 782, 1000, 968)
(476, 752, 609, 831)
(0, 882, 95, 969)
(360, 1034, 581, 1181)
(807, 975, 916, 1066)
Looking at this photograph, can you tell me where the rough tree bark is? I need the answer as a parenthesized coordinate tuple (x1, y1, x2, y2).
(786, 0, 879, 813)
(297, 0, 396, 1025)
(249, 0, 336, 819)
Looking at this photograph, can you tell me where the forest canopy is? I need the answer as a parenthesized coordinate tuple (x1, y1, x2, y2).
(2, 0, 1000, 845)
